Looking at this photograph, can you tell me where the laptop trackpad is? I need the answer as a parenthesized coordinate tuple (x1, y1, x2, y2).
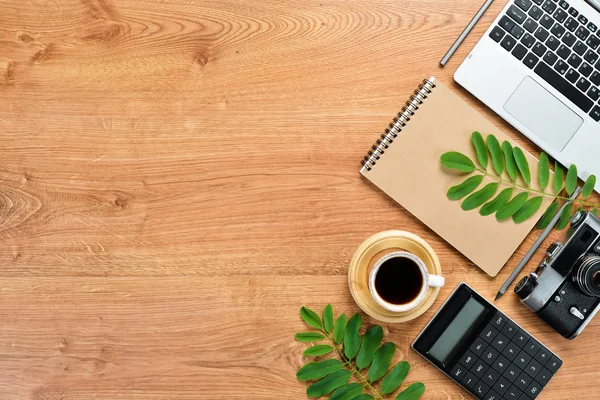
(504, 77, 582, 151)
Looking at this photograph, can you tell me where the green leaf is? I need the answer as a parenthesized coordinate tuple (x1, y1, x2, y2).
(557, 203, 572, 230)
(356, 325, 383, 369)
(306, 369, 352, 398)
(480, 188, 513, 216)
(461, 182, 498, 211)
(330, 383, 364, 400)
(323, 304, 333, 334)
(343, 314, 362, 360)
(537, 201, 560, 229)
(538, 152, 550, 190)
(583, 175, 597, 198)
(295, 332, 325, 342)
(593, 208, 599, 217)
(350, 395, 374, 400)
(395, 382, 425, 400)
(440, 151, 476, 173)
(368, 342, 395, 382)
(447, 175, 484, 200)
(297, 359, 343, 381)
(502, 141, 518, 181)
(381, 361, 411, 395)
(512, 196, 543, 224)
(512, 147, 531, 186)
(333, 313, 346, 345)
(300, 307, 322, 330)
(486, 134, 504, 176)
(496, 192, 529, 221)
(566, 164, 578, 196)
(303, 345, 334, 357)
(472, 131, 488, 168)
(554, 162, 564, 193)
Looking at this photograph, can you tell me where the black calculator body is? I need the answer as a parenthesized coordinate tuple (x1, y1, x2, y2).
(412, 283, 562, 400)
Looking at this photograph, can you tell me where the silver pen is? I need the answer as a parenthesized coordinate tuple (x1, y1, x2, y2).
(440, 0, 495, 66)
(495, 186, 582, 301)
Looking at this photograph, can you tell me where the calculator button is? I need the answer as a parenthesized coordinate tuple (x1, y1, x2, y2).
(472, 360, 489, 378)
(515, 350, 532, 370)
(472, 381, 491, 398)
(515, 372, 532, 391)
(470, 337, 489, 357)
(533, 346, 552, 364)
(535, 367, 553, 386)
(525, 380, 543, 398)
(523, 337, 541, 356)
(482, 347, 500, 365)
(482, 389, 501, 400)
(501, 320, 519, 339)
(483, 367, 501, 386)
(492, 355, 510, 374)
(493, 376, 511, 394)
(503, 363, 521, 383)
(505, 385, 522, 399)
(545, 355, 563, 373)
(461, 372, 478, 390)
(491, 333, 509, 352)
(480, 325, 499, 343)
(491, 311, 508, 329)
(459, 350, 478, 368)
(450, 364, 466, 380)
(525, 359, 543, 379)
(513, 329, 531, 347)
(502, 342, 520, 361)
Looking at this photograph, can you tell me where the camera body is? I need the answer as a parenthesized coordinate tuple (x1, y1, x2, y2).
(515, 211, 600, 339)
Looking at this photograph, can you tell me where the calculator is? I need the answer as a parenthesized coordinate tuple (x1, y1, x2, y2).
(412, 283, 562, 400)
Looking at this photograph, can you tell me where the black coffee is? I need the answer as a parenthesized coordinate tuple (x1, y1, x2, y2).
(374, 256, 423, 305)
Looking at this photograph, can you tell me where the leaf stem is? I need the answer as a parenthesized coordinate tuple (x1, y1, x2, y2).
(476, 168, 600, 208)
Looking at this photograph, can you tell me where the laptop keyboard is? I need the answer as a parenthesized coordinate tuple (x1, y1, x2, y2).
(490, 0, 600, 121)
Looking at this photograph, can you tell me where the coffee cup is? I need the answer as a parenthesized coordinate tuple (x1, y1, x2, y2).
(368, 251, 445, 313)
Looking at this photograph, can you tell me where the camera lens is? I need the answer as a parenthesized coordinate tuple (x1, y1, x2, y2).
(574, 255, 600, 297)
(515, 275, 536, 299)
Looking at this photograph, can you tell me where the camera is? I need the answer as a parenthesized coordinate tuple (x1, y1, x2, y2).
(515, 211, 600, 339)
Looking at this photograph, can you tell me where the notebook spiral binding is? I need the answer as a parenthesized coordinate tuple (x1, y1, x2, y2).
(361, 78, 436, 171)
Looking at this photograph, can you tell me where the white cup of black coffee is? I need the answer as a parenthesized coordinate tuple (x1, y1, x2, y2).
(368, 251, 445, 313)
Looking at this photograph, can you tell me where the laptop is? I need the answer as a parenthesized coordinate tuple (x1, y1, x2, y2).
(455, 0, 600, 192)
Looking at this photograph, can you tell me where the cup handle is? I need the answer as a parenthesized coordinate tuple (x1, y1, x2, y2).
(428, 274, 445, 288)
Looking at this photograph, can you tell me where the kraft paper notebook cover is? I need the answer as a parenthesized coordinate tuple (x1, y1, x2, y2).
(360, 77, 553, 277)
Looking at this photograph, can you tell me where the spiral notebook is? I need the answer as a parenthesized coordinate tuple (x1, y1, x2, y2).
(360, 77, 553, 277)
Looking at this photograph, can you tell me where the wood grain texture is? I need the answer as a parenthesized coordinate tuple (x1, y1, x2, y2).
(0, 0, 598, 398)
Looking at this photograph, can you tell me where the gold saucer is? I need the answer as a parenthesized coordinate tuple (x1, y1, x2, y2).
(348, 230, 442, 323)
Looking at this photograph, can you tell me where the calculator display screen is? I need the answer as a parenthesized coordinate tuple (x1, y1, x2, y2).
(428, 297, 486, 364)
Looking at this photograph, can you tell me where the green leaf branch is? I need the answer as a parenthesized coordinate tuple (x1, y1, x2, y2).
(296, 305, 425, 400)
(440, 132, 600, 229)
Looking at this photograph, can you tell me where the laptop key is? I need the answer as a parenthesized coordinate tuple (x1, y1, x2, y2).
(559, 0, 569, 8)
(533, 42, 547, 56)
(579, 61, 593, 77)
(557, 44, 571, 59)
(576, 77, 591, 92)
(576, 25, 591, 41)
(500, 15, 516, 31)
(589, 22, 598, 33)
(535, 61, 594, 111)
(512, 43, 528, 60)
(522, 33, 536, 47)
(565, 16, 579, 32)
(573, 40, 587, 55)
(540, 14, 555, 29)
(568, 6, 578, 17)
(565, 68, 580, 83)
(578, 14, 588, 25)
(591, 71, 600, 85)
(567, 53, 582, 67)
(501, 35, 518, 51)
(511, 25, 525, 39)
(586, 34, 600, 49)
(542, 0, 557, 14)
(516, 0, 533, 11)
(524, 18, 538, 33)
(543, 50, 559, 65)
(529, 5, 544, 20)
(551, 23, 566, 38)
(508, 5, 528, 24)
(524, 52, 540, 68)
(490, 26, 506, 42)
(534, 26, 550, 41)
(555, 59, 569, 74)
(553, 8, 568, 23)
(562, 32, 576, 46)
(546, 35, 560, 50)
(584, 49, 598, 64)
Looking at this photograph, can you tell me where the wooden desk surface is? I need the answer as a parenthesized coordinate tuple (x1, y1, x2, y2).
(1, 0, 598, 398)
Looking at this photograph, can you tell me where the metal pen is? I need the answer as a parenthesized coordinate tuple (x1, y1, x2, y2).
(440, 0, 495, 66)
(495, 186, 582, 301)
